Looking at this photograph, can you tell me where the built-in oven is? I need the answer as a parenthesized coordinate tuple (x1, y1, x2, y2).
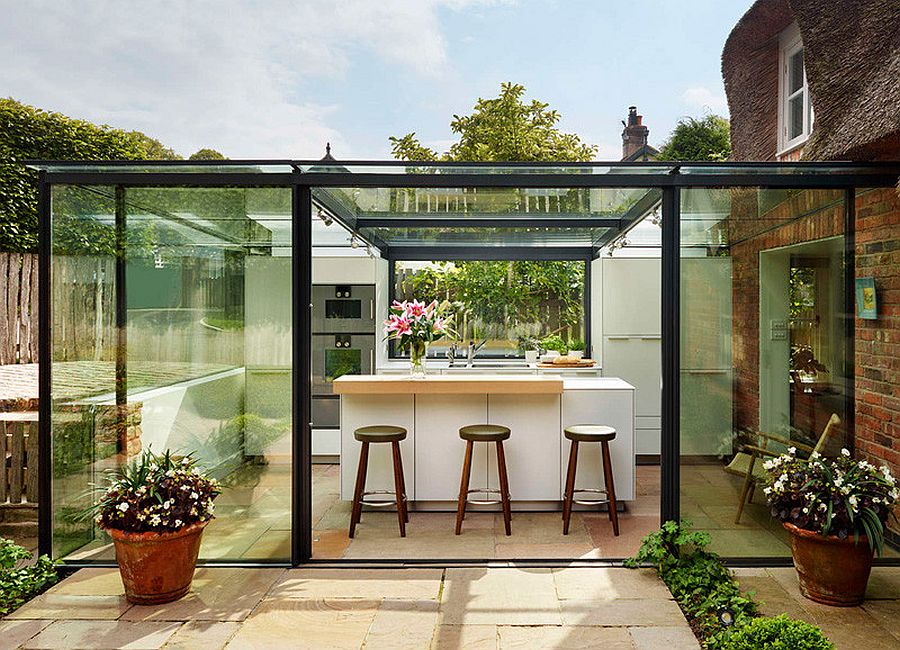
(311, 333, 375, 429)
(312, 284, 376, 334)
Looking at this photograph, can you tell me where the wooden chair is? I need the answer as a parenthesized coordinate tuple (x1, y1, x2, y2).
(726, 413, 841, 524)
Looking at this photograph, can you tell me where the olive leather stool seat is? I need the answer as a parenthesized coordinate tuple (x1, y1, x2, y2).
(348, 425, 409, 538)
(561, 425, 619, 536)
(455, 424, 512, 536)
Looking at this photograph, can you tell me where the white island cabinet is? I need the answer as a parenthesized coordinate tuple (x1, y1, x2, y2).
(333, 375, 635, 509)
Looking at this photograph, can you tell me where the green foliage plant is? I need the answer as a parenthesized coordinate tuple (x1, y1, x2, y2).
(0, 98, 179, 253)
(724, 615, 833, 650)
(625, 520, 829, 649)
(568, 338, 585, 351)
(540, 334, 568, 355)
(0, 538, 58, 615)
(657, 114, 732, 162)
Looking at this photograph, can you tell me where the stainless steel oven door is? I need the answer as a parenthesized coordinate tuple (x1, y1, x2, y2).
(311, 333, 375, 428)
(312, 284, 376, 333)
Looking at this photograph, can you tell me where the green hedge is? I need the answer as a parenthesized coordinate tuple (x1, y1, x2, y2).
(0, 97, 179, 253)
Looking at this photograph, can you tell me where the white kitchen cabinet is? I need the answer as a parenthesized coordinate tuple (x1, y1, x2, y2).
(486, 394, 562, 501)
(560, 386, 635, 502)
(414, 394, 488, 500)
(601, 258, 661, 336)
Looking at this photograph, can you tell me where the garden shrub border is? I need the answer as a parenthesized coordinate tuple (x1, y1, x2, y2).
(625, 520, 833, 649)
(0, 537, 60, 617)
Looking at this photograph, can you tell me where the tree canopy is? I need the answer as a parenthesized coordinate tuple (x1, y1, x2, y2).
(656, 114, 731, 162)
(0, 98, 180, 252)
(388, 82, 592, 348)
(189, 148, 227, 161)
(389, 82, 597, 162)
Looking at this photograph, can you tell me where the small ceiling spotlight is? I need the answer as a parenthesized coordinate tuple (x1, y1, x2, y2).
(317, 209, 333, 227)
(365, 244, 375, 258)
(651, 208, 662, 227)
(349, 234, 360, 249)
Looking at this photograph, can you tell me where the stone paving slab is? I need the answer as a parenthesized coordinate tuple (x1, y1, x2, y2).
(2, 566, 700, 649)
(23, 620, 181, 650)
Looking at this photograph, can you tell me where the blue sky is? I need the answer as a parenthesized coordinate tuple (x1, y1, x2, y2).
(1, 1, 750, 160)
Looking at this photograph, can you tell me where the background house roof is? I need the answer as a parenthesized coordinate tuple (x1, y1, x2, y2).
(722, 0, 900, 161)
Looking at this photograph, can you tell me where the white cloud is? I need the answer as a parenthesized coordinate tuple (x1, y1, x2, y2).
(681, 86, 729, 115)
(0, 0, 497, 158)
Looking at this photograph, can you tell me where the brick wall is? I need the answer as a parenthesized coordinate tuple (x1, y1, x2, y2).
(730, 189, 845, 433)
(854, 187, 900, 479)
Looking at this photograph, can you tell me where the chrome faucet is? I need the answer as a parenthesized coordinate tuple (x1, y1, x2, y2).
(466, 339, 488, 368)
(446, 342, 460, 367)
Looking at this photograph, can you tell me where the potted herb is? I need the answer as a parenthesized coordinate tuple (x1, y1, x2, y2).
(384, 299, 454, 377)
(540, 334, 568, 356)
(568, 338, 585, 360)
(518, 335, 540, 364)
(762, 448, 898, 606)
(93, 449, 220, 605)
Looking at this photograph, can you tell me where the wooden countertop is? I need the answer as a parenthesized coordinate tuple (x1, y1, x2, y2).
(333, 374, 564, 395)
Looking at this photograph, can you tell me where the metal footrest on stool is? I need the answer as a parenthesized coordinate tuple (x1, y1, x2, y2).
(360, 490, 408, 508)
(568, 487, 609, 507)
(465, 487, 507, 506)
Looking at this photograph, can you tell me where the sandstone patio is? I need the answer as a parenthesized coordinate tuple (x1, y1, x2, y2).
(2, 565, 899, 649)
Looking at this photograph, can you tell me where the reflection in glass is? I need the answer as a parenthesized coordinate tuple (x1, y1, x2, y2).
(679, 187, 853, 558)
(50, 186, 293, 561)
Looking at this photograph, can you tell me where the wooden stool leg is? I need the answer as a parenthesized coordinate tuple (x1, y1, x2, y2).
(601, 440, 619, 536)
(735, 453, 757, 524)
(391, 441, 406, 537)
(396, 441, 409, 523)
(496, 440, 512, 536)
(455, 440, 474, 535)
(562, 440, 579, 535)
(349, 441, 369, 539)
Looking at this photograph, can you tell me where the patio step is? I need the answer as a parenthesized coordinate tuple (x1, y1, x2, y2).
(0, 519, 38, 539)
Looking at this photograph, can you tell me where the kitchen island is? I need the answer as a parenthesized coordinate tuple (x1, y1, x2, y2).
(333, 374, 635, 510)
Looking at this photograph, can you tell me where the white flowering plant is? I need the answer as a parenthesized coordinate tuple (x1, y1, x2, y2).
(93, 449, 220, 534)
(762, 448, 899, 555)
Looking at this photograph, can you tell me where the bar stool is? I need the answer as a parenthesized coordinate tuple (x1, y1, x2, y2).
(562, 425, 619, 536)
(348, 425, 409, 538)
(455, 424, 512, 536)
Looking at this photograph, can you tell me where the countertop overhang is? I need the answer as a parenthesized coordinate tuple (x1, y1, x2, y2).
(333, 374, 564, 395)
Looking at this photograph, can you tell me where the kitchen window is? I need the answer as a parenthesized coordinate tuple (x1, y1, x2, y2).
(390, 259, 587, 359)
(778, 24, 814, 154)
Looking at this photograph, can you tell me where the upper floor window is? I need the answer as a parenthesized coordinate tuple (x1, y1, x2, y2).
(779, 24, 814, 153)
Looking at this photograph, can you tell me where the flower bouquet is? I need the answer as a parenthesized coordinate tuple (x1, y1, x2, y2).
(762, 447, 898, 604)
(384, 299, 454, 376)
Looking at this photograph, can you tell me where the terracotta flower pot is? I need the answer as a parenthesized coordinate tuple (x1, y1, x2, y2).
(106, 520, 208, 605)
(783, 522, 873, 606)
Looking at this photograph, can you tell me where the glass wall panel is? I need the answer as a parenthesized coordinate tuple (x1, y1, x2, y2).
(50, 185, 293, 561)
(679, 187, 851, 557)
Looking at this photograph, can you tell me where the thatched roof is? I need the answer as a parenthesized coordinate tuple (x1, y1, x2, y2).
(723, 0, 900, 161)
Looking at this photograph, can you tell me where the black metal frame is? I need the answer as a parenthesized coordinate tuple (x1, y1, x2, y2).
(31, 160, 900, 568)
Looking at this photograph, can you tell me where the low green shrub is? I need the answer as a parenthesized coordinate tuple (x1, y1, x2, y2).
(626, 521, 832, 649)
(625, 520, 757, 644)
(540, 334, 567, 354)
(0, 538, 59, 615)
(724, 614, 833, 649)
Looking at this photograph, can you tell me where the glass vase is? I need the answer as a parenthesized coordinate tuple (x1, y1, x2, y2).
(410, 339, 427, 377)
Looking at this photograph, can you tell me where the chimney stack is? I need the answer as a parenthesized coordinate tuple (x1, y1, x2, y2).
(621, 106, 650, 160)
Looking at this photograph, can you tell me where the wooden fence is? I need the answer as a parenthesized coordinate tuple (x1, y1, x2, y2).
(0, 252, 38, 365)
(0, 414, 38, 505)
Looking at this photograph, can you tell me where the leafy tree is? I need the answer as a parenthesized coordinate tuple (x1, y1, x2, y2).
(656, 114, 731, 162)
(390, 82, 597, 162)
(189, 148, 227, 161)
(0, 98, 181, 252)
